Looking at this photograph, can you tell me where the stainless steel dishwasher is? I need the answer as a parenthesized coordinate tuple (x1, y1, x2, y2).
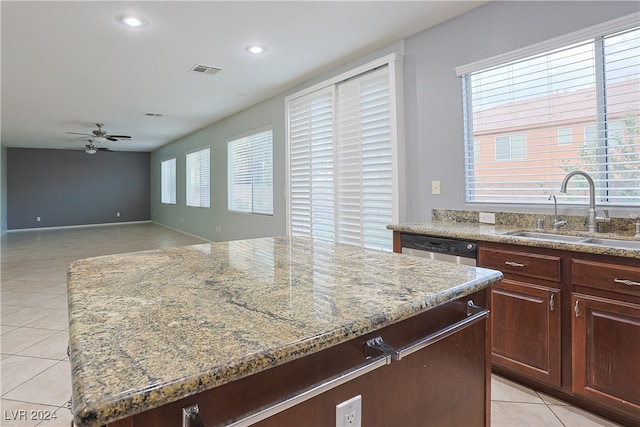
(400, 234, 477, 266)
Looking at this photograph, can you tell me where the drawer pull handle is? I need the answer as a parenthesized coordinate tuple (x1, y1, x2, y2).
(614, 278, 640, 287)
(550, 294, 555, 312)
(223, 301, 486, 427)
(223, 354, 390, 427)
(574, 300, 580, 317)
(505, 261, 525, 267)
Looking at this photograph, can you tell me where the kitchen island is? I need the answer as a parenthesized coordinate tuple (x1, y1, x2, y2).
(67, 236, 503, 426)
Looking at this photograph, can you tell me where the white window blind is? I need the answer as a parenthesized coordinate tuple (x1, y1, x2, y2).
(186, 148, 210, 208)
(227, 129, 273, 215)
(160, 158, 176, 204)
(288, 65, 394, 251)
(461, 26, 639, 205)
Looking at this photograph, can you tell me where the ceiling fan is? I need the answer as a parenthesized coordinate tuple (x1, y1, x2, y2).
(66, 123, 132, 143)
(66, 123, 131, 154)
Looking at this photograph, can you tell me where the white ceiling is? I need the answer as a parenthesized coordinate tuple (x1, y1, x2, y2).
(1, 1, 485, 153)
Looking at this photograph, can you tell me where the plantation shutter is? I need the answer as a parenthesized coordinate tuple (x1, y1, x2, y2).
(186, 148, 210, 208)
(336, 67, 392, 250)
(288, 65, 393, 251)
(288, 87, 335, 240)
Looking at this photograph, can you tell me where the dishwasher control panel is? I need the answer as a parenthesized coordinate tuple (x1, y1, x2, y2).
(401, 234, 477, 259)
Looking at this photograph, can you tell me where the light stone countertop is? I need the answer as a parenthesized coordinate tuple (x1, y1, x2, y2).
(387, 221, 640, 259)
(67, 236, 503, 426)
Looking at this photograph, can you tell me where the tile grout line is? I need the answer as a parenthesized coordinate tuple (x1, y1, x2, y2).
(535, 390, 568, 427)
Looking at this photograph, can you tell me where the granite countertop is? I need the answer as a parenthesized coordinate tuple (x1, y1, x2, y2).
(67, 236, 503, 426)
(387, 221, 640, 259)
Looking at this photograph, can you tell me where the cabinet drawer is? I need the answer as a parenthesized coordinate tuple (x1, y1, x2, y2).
(479, 247, 561, 283)
(572, 259, 640, 298)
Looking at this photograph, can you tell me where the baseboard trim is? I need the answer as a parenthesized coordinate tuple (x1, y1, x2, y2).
(151, 221, 211, 242)
(6, 220, 152, 233)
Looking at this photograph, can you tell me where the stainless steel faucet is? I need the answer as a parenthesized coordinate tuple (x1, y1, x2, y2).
(548, 194, 567, 230)
(560, 170, 609, 232)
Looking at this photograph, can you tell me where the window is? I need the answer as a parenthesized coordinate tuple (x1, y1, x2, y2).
(227, 128, 273, 215)
(558, 128, 572, 145)
(160, 158, 176, 204)
(495, 134, 526, 160)
(186, 148, 210, 208)
(287, 56, 401, 251)
(459, 24, 639, 205)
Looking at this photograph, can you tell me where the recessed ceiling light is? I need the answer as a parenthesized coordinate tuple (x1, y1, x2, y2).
(119, 14, 148, 28)
(247, 45, 266, 54)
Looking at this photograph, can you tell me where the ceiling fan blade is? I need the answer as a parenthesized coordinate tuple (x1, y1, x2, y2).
(97, 147, 113, 152)
(107, 135, 131, 139)
(66, 131, 91, 136)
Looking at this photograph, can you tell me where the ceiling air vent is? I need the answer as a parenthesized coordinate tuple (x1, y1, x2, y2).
(189, 64, 222, 75)
(144, 113, 163, 117)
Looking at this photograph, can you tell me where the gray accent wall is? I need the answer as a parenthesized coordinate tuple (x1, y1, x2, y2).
(7, 148, 150, 229)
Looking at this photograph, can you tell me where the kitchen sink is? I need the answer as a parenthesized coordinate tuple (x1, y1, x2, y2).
(506, 231, 586, 242)
(505, 231, 640, 250)
(578, 238, 640, 250)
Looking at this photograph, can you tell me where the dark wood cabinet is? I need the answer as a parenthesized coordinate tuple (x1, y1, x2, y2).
(571, 256, 640, 423)
(394, 232, 640, 426)
(490, 279, 561, 386)
(571, 294, 640, 420)
(478, 243, 562, 387)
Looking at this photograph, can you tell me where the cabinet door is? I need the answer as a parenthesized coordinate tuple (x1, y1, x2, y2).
(490, 279, 562, 387)
(572, 294, 640, 421)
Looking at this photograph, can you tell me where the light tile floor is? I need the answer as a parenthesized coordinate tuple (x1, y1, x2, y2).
(491, 375, 623, 427)
(0, 223, 625, 427)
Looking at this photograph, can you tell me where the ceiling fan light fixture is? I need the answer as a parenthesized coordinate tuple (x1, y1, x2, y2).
(85, 146, 97, 155)
(119, 14, 148, 28)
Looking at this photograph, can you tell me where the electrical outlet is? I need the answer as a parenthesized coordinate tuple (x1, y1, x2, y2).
(479, 212, 496, 224)
(36, 216, 41, 222)
(336, 395, 362, 427)
(216, 226, 222, 233)
(116, 212, 121, 217)
(431, 180, 441, 195)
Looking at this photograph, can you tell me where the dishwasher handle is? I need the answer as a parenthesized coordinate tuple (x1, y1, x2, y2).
(369, 300, 489, 361)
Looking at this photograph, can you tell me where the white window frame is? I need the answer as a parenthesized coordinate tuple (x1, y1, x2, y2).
(284, 53, 405, 250)
(227, 127, 274, 215)
(457, 14, 639, 206)
(160, 157, 176, 205)
(186, 147, 211, 208)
